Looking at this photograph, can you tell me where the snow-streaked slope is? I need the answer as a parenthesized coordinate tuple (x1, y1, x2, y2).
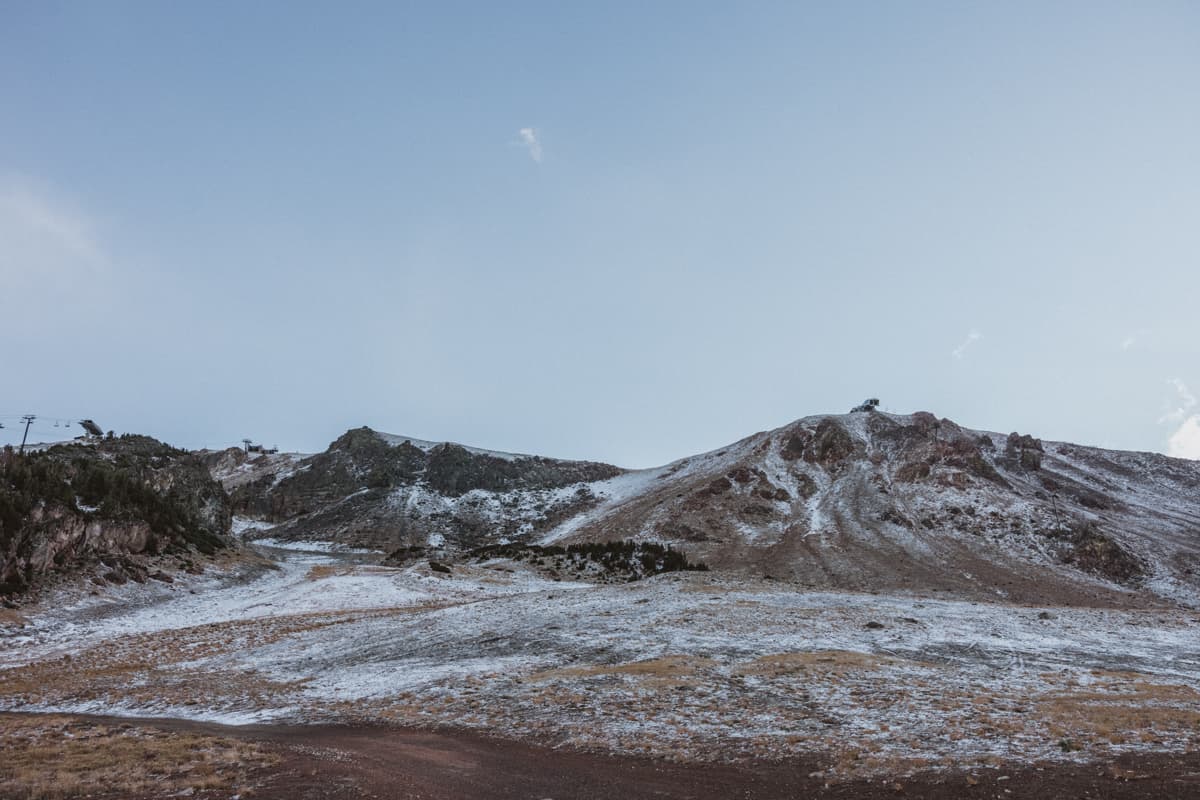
(207, 427, 624, 553)
(205, 413, 1200, 609)
(541, 412, 1200, 608)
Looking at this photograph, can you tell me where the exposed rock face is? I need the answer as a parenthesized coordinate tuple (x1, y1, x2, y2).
(206, 428, 624, 552)
(1, 436, 234, 599)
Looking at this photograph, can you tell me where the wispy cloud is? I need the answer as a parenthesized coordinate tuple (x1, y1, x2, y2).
(1159, 378, 1200, 460)
(0, 175, 107, 286)
(517, 127, 542, 163)
(951, 329, 982, 360)
(1119, 328, 1150, 352)
(1168, 417, 1200, 459)
(1159, 377, 1196, 424)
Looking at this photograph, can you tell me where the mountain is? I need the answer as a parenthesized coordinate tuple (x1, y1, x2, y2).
(202, 426, 623, 551)
(207, 412, 1200, 608)
(1, 435, 235, 600)
(550, 412, 1200, 607)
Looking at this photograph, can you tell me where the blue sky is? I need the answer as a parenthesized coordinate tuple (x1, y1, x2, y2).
(2, 2, 1198, 466)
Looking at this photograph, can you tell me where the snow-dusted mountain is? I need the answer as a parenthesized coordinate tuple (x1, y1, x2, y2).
(201, 426, 623, 551)
(204, 411, 1200, 608)
(548, 411, 1200, 608)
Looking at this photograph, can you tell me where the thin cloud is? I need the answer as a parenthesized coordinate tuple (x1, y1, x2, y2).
(0, 175, 106, 285)
(951, 329, 982, 360)
(1159, 377, 1196, 424)
(1168, 416, 1200, 459)
(1159, 378, 1200, 459)
(517, 127, 542, 163)
(1120, 328, 1151, 352)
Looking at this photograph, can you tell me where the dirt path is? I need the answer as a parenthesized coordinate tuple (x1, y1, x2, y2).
(19, 713, 1200, 800)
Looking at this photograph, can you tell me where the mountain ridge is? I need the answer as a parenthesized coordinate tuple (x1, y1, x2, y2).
(204, 410, 1200, 609)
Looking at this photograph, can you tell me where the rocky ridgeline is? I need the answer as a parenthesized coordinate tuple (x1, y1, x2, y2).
(0, 435, 234, 601)
(206, 413, 1200, 608)
(208, 427, 624, 552)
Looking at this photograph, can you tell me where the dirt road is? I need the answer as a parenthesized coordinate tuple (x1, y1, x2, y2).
(10, 713, 1198, 800)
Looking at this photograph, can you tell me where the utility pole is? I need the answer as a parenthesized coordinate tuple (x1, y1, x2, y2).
(18, 415, 36, 455)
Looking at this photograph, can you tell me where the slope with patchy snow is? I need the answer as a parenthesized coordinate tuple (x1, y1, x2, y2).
(205, 412, 1200, 609)
(203, 427, 623, 553)
(544, 412, 1200, 608)
(2, 538, 1198, 776)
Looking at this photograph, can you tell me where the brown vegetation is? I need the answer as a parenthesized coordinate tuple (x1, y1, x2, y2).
(0, 714, 276, 800)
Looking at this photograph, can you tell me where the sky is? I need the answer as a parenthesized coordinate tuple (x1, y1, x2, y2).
(2, 1, 1198, 467)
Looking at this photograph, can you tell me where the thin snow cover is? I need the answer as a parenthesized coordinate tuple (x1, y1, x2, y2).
(235, 514, 384, 553)
(538, 466, 670, 543)
(204, 449, 311, 490)
(539, 431, 764, 546)
(0, 548, 429, 668)
(253, 537, 382, 555)
(4, 544, 1198, 776)
(383, 479, 598, 544)
(74, 497, 100, 513)
(231, 515, 275, 537)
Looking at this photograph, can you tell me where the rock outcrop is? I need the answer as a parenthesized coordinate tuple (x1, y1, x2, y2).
(1, 435, 234, 599)
(204, 428, 623, 552)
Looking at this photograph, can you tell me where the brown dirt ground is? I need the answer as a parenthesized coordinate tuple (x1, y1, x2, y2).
(5, 714, 1199, 800)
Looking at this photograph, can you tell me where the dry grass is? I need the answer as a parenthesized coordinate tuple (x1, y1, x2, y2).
(0, 608, 416, 712)
(0, 609, 28, 628)
(530, 655, 716, 681)
(732, 650, 896, 676)
(0, 714, 277, 800)
(304, 565, 346, 581)
(1036, 688, 1200, 744)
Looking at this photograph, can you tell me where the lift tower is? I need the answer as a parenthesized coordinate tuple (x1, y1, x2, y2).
(18, 415, 36, 454)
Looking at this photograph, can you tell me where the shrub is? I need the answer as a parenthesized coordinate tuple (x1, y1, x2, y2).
(465, 539, 708, 579)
